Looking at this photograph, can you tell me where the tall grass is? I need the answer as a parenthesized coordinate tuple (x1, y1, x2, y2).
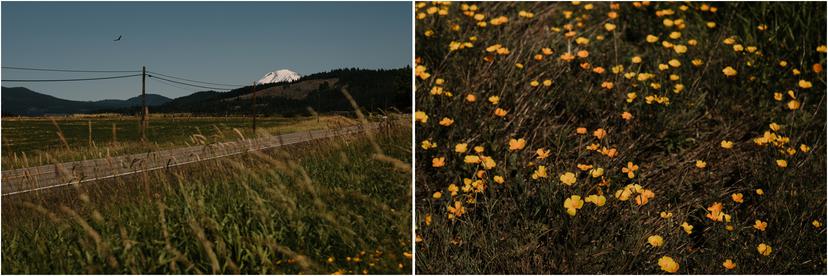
(2, 118, 411, 274)
(1, 115, 360, 169)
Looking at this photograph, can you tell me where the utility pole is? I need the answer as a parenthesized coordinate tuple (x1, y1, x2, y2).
(140, 66, 147, 142)
(252, 82, 257, 134)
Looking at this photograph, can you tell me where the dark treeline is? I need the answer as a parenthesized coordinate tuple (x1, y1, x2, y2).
(120, 67, 411, 116)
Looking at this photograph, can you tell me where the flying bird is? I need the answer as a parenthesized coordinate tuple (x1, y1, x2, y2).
(113, 35, 122, 41)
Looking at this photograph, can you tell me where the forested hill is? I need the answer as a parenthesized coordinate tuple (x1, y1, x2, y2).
(151, 67, 411, 116)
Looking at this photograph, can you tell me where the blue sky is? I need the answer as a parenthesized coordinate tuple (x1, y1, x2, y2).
(1, 1, 411, 101)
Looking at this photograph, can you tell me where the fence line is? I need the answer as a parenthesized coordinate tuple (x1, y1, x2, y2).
(1, 124, 373, 197)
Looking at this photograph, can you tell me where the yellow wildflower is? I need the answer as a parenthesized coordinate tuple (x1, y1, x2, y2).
(799, 79, 812, 89)
(674, 44, 688, 54)
(531, 165, 548, 180)
(722, 66, 737, 77)
(447, 184, 459, 196)
(731, 193, 744, 203)
(432, 157, 445, 167)
(681, 222, 693, 234)
(706, 202, 725, 222)
(481, 156, 496, 170)
(415, 111, 428, 123)
(658, 256, 679, 273)
(604, 23, 616, 31)
(622, 161, 639, 178)
(721, 140, 734, 149)
(648, 235, 664, 247)
(455, 143, 468, 153)
(447, 201, 465, 219)
(536, 148, 551, 159)
(754, 220, 767, 231)
(559, 172, 577, 186)
(787, 100, 800, 110)
(593, 128, 607, 139)
(590, 167, 604, 178)
(488, 95, 500, 104)
(723, 259, 736, 270)
(494, 108, 508, 117)
(635, 189, 655, 206)
(757, 243, 772, 256)
(563, 195, 584, 216)
(508, 138, 526, 151)
(585, 194, 606, 206)
(464, 155, 481, 164)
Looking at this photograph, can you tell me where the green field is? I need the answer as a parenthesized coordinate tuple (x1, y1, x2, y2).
(2, 119, 412, 274)
(1, 115, 358, 169)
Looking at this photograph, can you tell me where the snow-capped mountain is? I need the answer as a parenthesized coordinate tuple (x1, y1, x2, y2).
(255, 69, 301, 85)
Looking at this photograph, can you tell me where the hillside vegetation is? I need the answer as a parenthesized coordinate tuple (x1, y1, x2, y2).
(154, 68, 412, 116)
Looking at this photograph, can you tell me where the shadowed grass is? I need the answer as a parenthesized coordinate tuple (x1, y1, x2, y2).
(2, 118, 411, 274)
(415, 2, 825, 274)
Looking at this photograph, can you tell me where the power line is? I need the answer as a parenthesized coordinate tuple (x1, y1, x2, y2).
(2, 66, 141, 73)
(147, 71, 243, 87)
(150, 76, 199, 91)
(3, 66, 244, 88)
(2, 74, 142, 82)
(150, 75, 228, 92)
(147, 75, 232, 91)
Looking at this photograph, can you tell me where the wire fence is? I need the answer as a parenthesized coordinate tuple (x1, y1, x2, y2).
(1, 124, 373, 196)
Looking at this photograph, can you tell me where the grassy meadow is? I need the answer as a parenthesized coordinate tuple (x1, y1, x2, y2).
(415, 2, 826, 274)
(2, 117, 412, 274)
(1, 115, 358, 169)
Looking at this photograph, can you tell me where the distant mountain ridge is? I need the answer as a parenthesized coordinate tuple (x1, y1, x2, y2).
(1, 87, 171, 116)
(2, 67, 411, 116)
(94, 95, 173, 109)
